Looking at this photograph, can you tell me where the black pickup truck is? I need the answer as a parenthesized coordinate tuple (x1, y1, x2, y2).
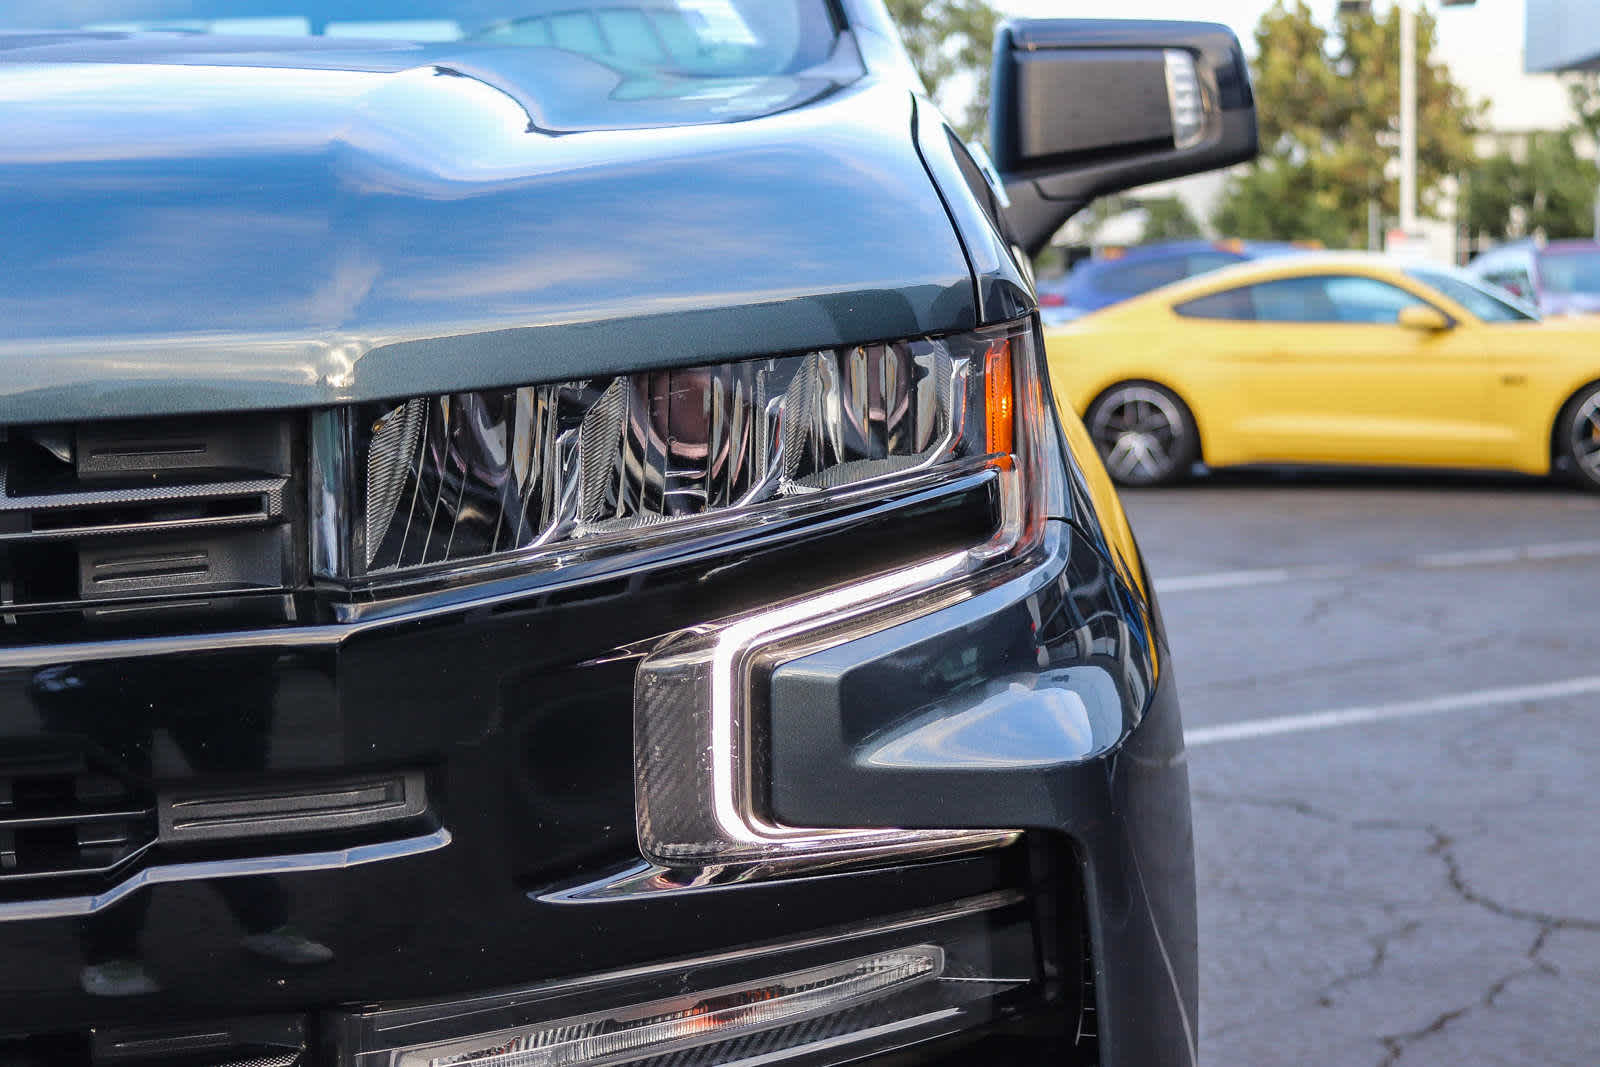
(0, 4, 1255, 1065)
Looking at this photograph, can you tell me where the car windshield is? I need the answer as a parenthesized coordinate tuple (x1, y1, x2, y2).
(0, 1, 838, 77)
(1539, 248, 1600, 296)
(1406, 266, 1540, 323)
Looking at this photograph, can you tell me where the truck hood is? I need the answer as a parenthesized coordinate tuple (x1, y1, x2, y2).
(0, 38, 974, 422)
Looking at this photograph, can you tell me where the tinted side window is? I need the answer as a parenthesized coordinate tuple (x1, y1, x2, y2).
(1244, 275, 1425, 324)
(1320, 276, 1427, 323)
(1097, 258, 1191, 297)
(1176, 275, 1429, 324)
(1175, 287, 1256, 320)
(1247, 276, 1338, 322)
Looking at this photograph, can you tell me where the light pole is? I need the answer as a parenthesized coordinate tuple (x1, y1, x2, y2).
(1400, 2, 1418, 237)
(1339, 1, 1476, 250)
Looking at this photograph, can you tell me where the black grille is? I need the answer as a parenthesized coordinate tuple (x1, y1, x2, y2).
(0, 742, 155, 884)
(91, 1015, 306, 1067)
(0, 415, 300, 629)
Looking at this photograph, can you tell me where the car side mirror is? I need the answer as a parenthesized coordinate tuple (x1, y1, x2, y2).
(989, 19, 1259, 255)
(1398, 306, 1452, 332)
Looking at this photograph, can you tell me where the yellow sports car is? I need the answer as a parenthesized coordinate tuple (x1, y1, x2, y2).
(1044, 253, 1600, 489)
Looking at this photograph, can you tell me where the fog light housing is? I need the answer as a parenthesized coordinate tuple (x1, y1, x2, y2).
(397, 947, 942, 1067)
(339, 894, 1039, 1067)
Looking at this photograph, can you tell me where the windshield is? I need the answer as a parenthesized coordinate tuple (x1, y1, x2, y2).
(1406, 266, 1540, 323)
(1539, 249, 1600, 296)
(0, 1, 839, 77)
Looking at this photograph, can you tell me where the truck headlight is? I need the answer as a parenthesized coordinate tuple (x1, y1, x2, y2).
(310, 323, 1039, 584)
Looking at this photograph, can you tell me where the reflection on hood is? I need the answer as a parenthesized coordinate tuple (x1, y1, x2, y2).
(0, 48, 975, 424)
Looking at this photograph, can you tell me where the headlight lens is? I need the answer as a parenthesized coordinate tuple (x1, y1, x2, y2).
(312, 326, 1028, 582)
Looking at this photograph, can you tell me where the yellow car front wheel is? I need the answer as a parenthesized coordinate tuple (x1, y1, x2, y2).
(1559, 382, 1600, 493)
(1084, 381, 1200, 488)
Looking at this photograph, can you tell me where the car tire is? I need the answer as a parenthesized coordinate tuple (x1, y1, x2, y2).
(1557, 381, 1600, 492)
(1084, 381, 1200, 488)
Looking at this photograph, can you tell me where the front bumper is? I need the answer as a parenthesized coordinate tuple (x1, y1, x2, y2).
(0, 476, 1193, 1066)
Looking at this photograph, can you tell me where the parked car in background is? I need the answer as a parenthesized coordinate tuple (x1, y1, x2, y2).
(1045, 254, 1600, 490)
(1036, 239, 1304, 323)
(1468, 238, 1600, 316)
(0, 5, 1259, 1066)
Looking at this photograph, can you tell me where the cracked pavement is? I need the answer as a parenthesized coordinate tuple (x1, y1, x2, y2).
(1124, 470, 1600, 1066)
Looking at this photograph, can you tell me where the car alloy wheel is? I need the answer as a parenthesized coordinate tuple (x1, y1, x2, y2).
(1086, 383, 1195, 487)
(1566, 386, 1600, 491)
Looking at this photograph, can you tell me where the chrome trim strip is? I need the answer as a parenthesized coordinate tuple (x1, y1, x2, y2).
(0, 829, 451, 923)
(541, 837, 1021, 903)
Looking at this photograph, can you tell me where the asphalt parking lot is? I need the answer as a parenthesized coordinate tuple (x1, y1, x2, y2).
(1123, 470, 1600, 1067)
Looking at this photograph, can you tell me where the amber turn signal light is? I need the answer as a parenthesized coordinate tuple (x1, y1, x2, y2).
(985, 339, 1015, 456)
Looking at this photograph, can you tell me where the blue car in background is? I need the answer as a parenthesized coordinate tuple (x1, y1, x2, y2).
(1039, 239, 1305, 322)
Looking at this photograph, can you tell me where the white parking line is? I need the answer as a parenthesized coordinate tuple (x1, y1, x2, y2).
(1185, 675, 1600, 747)
(1420, 539, 1600, 568)
(1524, 538, 1600, 560)
(1157, 538, 1600, 595)
(1154, 568, 1294, 593)
(1417, 546, 1523, 568)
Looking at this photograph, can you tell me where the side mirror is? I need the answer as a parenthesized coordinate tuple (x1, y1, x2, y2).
(990, 19, 1259, 255)
(1398, 305, 1453, 332)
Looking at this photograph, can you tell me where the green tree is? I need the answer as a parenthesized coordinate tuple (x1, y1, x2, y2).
(1213, 158, 1351, 247)
(1463, 133, 1598, 241)
(1460, 150, 1523, 241)
(1568, 72, 1600, 143)
(1137, 197, 1204, 241)
(883, 0, 1002, 141)
(1213, 0, 1481, 246)
(1563, 72, 1600, 239)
